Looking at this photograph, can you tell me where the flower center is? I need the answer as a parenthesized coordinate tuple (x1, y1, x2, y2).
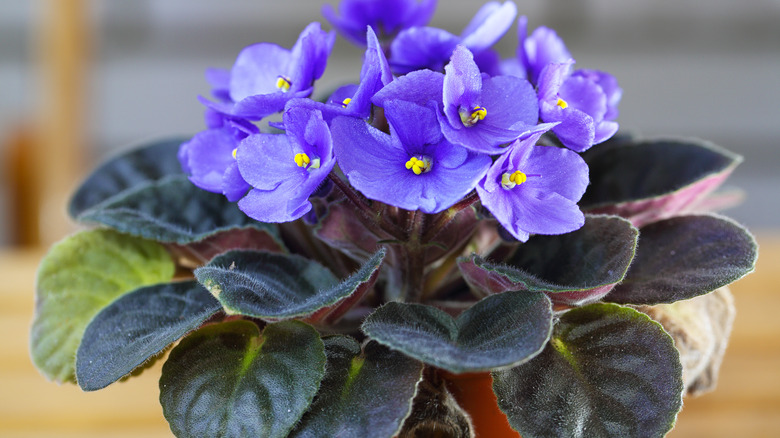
(276, 75, 292, 92)
(341, 97, 352, 108)
(231, 148, 238, 159)
(501, 170, 527, 189)
(556, 97, 568, 109)
(405, 156, 433, 175)
(294, 152, 320, 171)
(459, 106, 487, 127)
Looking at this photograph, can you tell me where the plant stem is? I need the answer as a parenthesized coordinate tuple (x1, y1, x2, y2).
(402, 210, 426, 302)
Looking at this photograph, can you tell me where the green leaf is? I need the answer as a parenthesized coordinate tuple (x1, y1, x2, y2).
(291, 337, 424, 438)
(493, 303, 684, 438)
(159, 320, 326, 438)
(607, 214, 757, 305)
(76, 176, 280, 245)
(459, 215, 637, 305)
(69, 137, 186, 218)
(31, 229, 174, 383)
(194, 248, 386, 320)
(581, 137, 741, 227)
(76, 280, 222, 391)
(362, 291, 553, 373)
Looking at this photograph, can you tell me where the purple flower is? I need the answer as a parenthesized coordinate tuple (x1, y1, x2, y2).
(476, 132, 588, 242)
(287, 26, 392, 122)
(331, 100, 491, 213)
(199, 23, 335, 120)
(178, 111, 255, 202)
(322, 0, 437, 47)
(504, 15, 572, 85)
(389, 1, 517, 73)
(372, 68, 443, 109)
(437, 45, 554, 154)
(374, 45, 554, 155)
(572, 69, 623, 121)
(235, 107, 336, 222)
(538, 61, 620, 152)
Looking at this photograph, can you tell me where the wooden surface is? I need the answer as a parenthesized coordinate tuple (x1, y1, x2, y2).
(1, 235, 778, 437)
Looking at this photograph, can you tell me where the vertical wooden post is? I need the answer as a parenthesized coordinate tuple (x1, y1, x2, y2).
(32, 0, 90, 246)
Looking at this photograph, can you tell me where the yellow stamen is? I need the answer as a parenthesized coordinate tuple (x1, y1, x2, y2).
(460, 105, 487, 127)
(276, 75, 292, 92)
(294, 153, 311, 168)
(404, 156, 433, 175)
(501, 170, 527, 189)
(556, 97, 568, 109)
(294, 153, 320, 171)
(341, 97, 352, 108)
(231, 148, 237, 159)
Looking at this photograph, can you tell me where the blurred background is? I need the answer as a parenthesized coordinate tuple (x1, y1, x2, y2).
(1, 1, 778, 436)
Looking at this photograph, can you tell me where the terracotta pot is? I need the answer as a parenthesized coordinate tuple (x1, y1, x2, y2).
(443, 371, 520, 438)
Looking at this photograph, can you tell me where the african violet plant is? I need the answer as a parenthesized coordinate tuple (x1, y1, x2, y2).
(31, 1, 757, 437)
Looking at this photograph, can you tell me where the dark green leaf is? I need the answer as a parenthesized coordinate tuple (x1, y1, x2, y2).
(607, 215, 757, 305)
(459, 215, 637, 305)
(160, 320, 326, 438)
(493, 303, 683, 438)
(581, 138, 741, 227)
(76, 280, 222, 391)
(362, 291, 552, 373)
(195, 248, 386, 320)
(69, 137, 186, 218)
(77, 176, 280, 245)
(31, 229, 174, 383)
(291, 337, 424, 438)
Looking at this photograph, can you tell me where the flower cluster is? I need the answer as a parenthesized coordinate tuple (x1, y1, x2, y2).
(179, 0, 621, 242)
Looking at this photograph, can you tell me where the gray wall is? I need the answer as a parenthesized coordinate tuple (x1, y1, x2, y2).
(2, 0, 779, 244)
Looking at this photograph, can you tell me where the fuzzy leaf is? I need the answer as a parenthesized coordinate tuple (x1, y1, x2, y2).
(160, 320, 326, 438)
(493, 303, 683, 438)
(362, 291, 553, 373)
(460, 215, 637, 305)
(76, 280, 222, 391)
(581, 137, 741, 227)
(69, 137, 186, 218)
(77, 176, 280, 245)
(291, 337, 424, 438)
(607, 215, 757, 305)
(194, 248, 386, 320)
(31, 229, 174, 383)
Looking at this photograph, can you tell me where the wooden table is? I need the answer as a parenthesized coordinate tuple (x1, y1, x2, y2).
(2, 235, 778, 437)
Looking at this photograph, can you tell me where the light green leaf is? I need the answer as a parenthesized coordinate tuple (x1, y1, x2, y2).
(31, 229, 174, 383)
